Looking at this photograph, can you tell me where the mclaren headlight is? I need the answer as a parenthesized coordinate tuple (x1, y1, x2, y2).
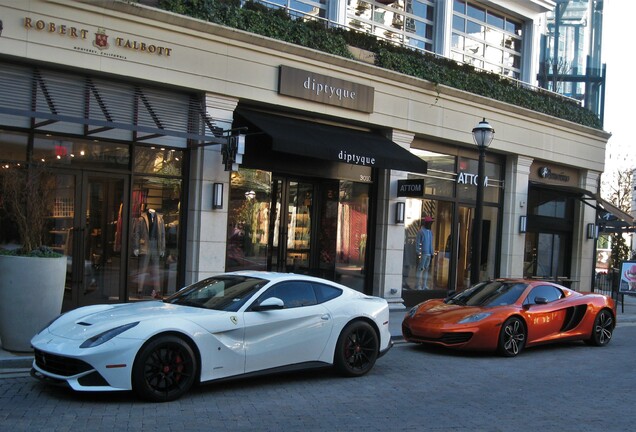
(80, 322, 139, 348)
(407, 305, 420, 318)
(458, 312, 492, 324)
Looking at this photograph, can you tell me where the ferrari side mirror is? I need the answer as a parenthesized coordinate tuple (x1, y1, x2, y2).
(253, 297, 285, 311)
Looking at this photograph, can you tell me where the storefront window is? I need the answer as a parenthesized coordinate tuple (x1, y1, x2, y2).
(33, 135, 130, 169)
(226, 169, 272, 272)
(402, 198, 454, 290)
(129, 148, 183, 299)
(457, 156, 502, 203)
(134, 146, 183, 175)
(412, 149, 456, 197)
(0, 131, 28, 162)
(335, 181, 370, 292)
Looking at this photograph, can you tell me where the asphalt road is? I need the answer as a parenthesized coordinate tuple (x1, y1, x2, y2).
(2, 324, 636, 432)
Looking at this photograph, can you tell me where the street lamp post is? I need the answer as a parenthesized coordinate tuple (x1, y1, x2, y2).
(470, 118, 495, 285)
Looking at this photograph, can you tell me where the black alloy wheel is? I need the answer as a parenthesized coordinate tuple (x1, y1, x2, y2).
(588, 309, 614, 347)
(497, 316, 526, 357)
(132, 335, 198, 402)
(334, 321, 379, 377)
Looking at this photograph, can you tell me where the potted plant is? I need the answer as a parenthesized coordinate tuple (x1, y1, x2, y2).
(0, 163, 66, 352)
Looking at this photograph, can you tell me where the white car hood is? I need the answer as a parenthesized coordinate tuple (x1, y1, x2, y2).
(47, 301, 224, 340)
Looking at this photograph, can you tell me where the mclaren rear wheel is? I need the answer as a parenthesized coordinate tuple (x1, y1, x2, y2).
(132, 335, 198, 402)
(588, 309, 614, 347)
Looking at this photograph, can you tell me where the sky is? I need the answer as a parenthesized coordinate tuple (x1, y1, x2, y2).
(601, 0, 636, 174)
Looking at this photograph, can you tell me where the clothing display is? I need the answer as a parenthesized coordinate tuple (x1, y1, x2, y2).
(132, 208, 166, 294)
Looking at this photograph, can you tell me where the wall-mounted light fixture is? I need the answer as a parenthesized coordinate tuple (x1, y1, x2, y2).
(212, 182, 224, 210)
(395, 202, 405, 224)
(519, 215, 527, 233)
(587, 223, 598, 240)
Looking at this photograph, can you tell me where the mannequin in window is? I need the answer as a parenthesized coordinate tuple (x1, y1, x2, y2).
(132, 203, 166, 296)
(415, 216, 434, 290)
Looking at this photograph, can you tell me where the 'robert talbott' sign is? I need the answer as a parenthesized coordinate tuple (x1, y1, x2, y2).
(278, 65, 374, 113)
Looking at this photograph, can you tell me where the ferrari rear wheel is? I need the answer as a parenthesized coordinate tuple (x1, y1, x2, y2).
(497, 317, 526, 357)
(132, 335, 198, 402)
(334, 321, 379, 377)
(588, 309, 614, 347)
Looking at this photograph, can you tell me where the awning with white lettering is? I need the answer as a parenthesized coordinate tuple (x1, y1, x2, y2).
(234, 109, 427, 174)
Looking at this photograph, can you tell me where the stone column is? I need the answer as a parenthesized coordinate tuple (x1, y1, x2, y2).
(500, 155, 533, 278)
(373, 130, 414, 310)
(570, 170, 602, 290)
(185, 94, 238, 284)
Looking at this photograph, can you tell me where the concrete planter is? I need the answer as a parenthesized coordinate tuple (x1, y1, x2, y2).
(0, 254, 66, 352)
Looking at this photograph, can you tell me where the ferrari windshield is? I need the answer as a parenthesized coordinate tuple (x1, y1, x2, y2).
(164, 275, 268, 312)
(446, 281, 528, 307)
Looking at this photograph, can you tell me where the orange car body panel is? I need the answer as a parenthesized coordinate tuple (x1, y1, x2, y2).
(402, 280, 616, 352)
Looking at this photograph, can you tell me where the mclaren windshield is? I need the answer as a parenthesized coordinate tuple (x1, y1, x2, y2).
(446, 281, 528, 307)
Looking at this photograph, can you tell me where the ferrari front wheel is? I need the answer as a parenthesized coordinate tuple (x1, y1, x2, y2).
(132, 335, 198, 402)
(334, 321, 379, 377)
(497, 317, 526, 357)
(588, 309, 614, 347)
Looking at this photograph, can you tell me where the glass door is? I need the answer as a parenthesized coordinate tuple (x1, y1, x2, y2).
(269, 178, 314, 274)
(52, 172, 128, 310)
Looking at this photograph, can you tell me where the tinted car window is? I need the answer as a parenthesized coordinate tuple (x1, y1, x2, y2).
(313, 282, 342, 303)
(164, 276, 266, 312)
(524, 285, 563, 305)
(257, 281, 318, 308)
(447, 281, 527, 307)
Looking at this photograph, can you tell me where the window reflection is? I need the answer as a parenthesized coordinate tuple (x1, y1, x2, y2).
(347, 0, 435, 51)
(129, 149, 183, 300)
(452, 0, 522, 79)
(226, 169, 272, 272)
(33, 135, 129, 168)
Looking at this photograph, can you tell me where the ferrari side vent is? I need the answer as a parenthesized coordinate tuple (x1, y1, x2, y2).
(560, 305, 588, 332)
(34, 349, 93, 377)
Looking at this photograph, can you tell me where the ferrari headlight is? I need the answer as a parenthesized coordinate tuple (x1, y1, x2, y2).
(36, 313, 66, 335)
(458, 312, 492, 324)
(80, 322, 139, 348)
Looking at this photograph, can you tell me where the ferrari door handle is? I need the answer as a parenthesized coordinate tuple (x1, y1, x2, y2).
(321, 314, 330, 321)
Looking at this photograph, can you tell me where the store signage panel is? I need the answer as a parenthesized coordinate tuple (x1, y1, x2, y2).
(397, 179, 424, 197)
(279, 66, 374, 113)
(19, 16, 173, 60)
(529, 162, 579, 186)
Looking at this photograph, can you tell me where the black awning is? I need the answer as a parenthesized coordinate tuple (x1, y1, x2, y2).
(235, 109, 427, 173)
(529, 181, 635, 232)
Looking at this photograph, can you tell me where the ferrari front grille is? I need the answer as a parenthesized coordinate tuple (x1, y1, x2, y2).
(34, 349, 93, 377)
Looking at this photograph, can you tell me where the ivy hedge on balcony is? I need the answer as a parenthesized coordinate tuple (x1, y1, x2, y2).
(157, 0, 602, 130)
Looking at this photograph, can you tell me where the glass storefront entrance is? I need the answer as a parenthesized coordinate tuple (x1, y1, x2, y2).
(401, 149, 503, 293)
(46, 172, 128, 310)
(226, 169, 370, 293)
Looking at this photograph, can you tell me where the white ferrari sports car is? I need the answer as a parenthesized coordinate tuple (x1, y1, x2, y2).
(31, 271, 392, 402)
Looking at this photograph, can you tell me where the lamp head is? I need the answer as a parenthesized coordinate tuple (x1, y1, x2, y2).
(472, 118, 495, 149)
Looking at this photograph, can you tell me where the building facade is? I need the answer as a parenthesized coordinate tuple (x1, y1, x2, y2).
(0, 0, 614, 312)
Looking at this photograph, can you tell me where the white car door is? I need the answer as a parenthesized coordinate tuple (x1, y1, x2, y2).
(243, 281, 335, 373)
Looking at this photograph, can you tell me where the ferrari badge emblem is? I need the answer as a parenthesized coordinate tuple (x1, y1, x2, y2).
(230, 316, 238, 325)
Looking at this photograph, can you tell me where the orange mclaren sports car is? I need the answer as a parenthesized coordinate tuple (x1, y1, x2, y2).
(402, 279, 616, 356)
